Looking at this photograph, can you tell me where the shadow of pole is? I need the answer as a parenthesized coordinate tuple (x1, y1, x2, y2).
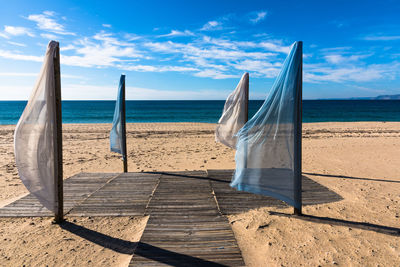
(133, 242, 228, 267)
(60, 221, 228, 266)
(60, 221, 137, 254)
(303, 172, 400, 184)
(269, 211, 400, 236)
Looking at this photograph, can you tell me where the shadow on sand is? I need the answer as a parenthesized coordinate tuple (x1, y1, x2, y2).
(60, 221, 226, 266)
(304, 172, 400, 184)
(269, 211, 400, 237)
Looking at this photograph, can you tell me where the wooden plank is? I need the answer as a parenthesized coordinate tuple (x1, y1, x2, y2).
(207, 169, 342, 215)
(130, 171, 245, 267)
(0, 173, 118, 217)
(67, 172, 160, 216)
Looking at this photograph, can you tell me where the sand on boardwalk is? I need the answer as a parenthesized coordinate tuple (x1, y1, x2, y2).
(0, 122, 399, 266)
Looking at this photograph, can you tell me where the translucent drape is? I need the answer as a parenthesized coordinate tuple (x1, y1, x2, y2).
(110, 75, 126, 154)
(215, 72, 249, 149)
(231, 42, 302, 208)
(14, 41, 59, 212)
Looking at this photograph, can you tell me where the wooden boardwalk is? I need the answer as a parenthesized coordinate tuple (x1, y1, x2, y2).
(68, 172, 160, 216)
(207, 169, 343, 215)
(0, 170, 342, 266)
(130, 171, 245, 266)
(0, 173, 118, 217)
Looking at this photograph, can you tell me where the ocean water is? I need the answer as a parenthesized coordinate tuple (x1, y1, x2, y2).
(0, 100, 399, 125)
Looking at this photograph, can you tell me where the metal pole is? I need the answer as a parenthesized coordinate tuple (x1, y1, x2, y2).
(293, 41, 303, 215)
(121, 75, 128, 173)
(53, 43, 64, 223)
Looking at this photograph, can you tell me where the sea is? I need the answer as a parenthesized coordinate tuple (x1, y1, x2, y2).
(0, 100, 399, 125)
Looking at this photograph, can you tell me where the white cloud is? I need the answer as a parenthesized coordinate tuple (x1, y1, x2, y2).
(324, 54, 371, 64)
(362, 35, 400, 41)
(27, 11, 75, 35)
(7, 41, 27, 47)
(4, 26, 35, 37)
(40, 33, 58, 40)
(304, 63, 400, 83)
(230, 59, 281, 78)
(202, 36, 237, 49)
(56, 84, 235, 100)
(250, 11, 267, 24)
(0, 72, 82, 79)
(102, 24, 112, 28)
(259, 41, 291, 53)
(158, 30, 194, 38)
(194, 69, 239, 79)
(200, 21, 220, 31)
(124, 33, 141, 41)
(0, 49, 42, 62)
(60, 32, 142, 67)
(60, 44, 75, 51)
(121, 64, 198, 72)
(145, 41, 273, 61)
(0, 72, 37, 77)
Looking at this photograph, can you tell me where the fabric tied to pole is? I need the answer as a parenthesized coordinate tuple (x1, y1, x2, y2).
(110, 75, 126, 155)
(231, 42, 302, 208)
(14, 41, 59, 212)
(215, 72, 249, 149)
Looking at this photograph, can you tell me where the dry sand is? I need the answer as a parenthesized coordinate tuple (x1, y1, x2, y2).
(0, 122, 399, 266)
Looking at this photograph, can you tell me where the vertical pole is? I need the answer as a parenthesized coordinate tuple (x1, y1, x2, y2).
(53, 43, 63, 223)
(294, 41, 303, 215)
(244, 74, 249, 123)
(121, 75, 128, 173)
(243, 73, 249, 169)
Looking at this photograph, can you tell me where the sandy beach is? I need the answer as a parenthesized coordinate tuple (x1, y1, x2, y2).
(0, 122, 399, 266)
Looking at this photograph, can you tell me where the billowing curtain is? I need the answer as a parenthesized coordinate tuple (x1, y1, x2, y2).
(14, 41, 59, 212)
(231, 42, 302, 208)
(110, 75, 126, 154)
(215, 72, 249, 149)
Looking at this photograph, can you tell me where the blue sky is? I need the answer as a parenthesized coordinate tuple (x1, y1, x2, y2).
(0, 0, 399, 100)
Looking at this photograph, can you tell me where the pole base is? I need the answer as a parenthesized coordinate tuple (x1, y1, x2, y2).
(294, 207, 302, 216)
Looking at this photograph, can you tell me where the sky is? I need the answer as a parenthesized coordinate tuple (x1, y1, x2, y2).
(0, 0, 399, 100)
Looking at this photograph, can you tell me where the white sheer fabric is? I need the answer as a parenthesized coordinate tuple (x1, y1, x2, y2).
(110, 75, 125, 155)
(14, 41, 59, 212)
(215, 73, 249, 148)
(231, 42, 302, 208)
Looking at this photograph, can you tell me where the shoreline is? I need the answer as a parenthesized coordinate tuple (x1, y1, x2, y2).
(0, 120, 399, 126)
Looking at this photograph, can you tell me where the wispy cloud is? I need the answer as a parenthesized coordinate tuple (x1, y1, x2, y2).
(102, 24, 112, 28)
(200, 21, 221, 31)
(158, 30, 195, 38)
(27, 11, 75, 35)
(0, 72, 38, 77)
(249, 11, 267, 24)
(259, 41, 291, 53)
(362, 35, 400, 41)
(0, 49, 42, 62)
(304, 62, 400, 83)
(194, 69, 239, 79)
(60, 31, 142, 67)
(7, 41, 27, 47)
(3, 26, 35, 37)
(324, 53, 372, 64)
(0, 72, 83, 79)
(120, 64, 198, 72)
(40, 33, 58, 40)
